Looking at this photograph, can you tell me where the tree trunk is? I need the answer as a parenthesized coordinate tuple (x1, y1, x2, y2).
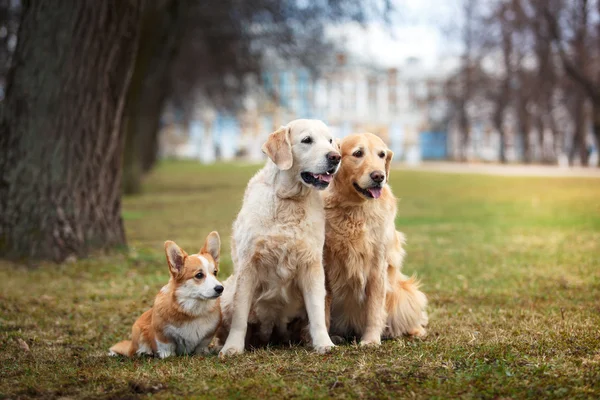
(493, 109, 506, 163)
(569, 91, 589, 166)
(0, 0, 143, 261)
(517, 101, 532, 164)
(122, 0, 186, 195)
(593, 104, 600, 167)
(459, 106, 470, 162)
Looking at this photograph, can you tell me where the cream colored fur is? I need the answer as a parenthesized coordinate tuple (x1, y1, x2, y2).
(323, 133, 428, 345)
(218, 119, 340, 357)
(218, 120, 339, 356)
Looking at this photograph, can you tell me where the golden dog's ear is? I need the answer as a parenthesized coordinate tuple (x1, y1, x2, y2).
(385, 150, 394, 180)
(262, 126, 293, 170)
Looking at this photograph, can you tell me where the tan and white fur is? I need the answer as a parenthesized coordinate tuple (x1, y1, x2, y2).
(323, 133, 428, 346)
(109, 232, 224, 358)
(218, 119, 341, 357)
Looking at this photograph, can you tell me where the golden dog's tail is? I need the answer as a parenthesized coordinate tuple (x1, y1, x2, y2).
(384, 275, 428, 338)
(109, 340, 133, 357)
(384, 231, 428, 338)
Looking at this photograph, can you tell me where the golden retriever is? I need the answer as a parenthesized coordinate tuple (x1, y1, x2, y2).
(218, 119, 340, 357)
(322, 132, 428, 346)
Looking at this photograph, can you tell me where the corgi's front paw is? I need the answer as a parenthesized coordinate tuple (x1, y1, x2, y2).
(156, 341, 176, 359)
(157, 351, 174, 359)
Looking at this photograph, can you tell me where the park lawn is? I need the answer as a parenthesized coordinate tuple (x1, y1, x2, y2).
(1, 160, 600, 399)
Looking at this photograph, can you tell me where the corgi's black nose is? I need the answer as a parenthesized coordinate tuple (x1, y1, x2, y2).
(214, 285, 224, 294)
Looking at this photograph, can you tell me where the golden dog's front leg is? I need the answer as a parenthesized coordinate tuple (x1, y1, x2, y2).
(360, 264, 387, 346)
(219, 271, 256, 358)
(299, 260, 335, 354)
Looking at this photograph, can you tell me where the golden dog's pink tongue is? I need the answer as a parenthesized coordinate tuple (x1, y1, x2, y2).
(315, 173, 333, 183)
(368, 187, 382, 198)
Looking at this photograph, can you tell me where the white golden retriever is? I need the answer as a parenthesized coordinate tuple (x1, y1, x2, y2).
(218, 119, 341, 357)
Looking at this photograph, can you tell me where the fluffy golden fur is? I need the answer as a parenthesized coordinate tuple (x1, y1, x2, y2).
(322, 133, 428, 345)
(218, 119, 341, 357)
(109, 233, 224, 358)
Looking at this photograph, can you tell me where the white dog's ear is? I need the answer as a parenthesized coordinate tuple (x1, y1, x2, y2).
(165, 241, 187, 277)
(385, 150, 394, 180)
(201, 231, 220, 265)
(262, 126, 293, 170)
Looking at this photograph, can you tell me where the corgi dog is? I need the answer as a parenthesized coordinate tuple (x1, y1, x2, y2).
(109, 232, 224, 358)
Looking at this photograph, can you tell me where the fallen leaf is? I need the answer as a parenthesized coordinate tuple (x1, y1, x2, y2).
(17, 338, 30, 352)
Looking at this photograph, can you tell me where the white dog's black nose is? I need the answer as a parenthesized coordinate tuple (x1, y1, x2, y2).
(370, 171, 385, 183)
(327, 151, 341, 165)
(214, 285, 224, 294)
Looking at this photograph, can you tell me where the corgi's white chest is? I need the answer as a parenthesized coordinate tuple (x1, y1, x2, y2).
(163, 312, 219, 355)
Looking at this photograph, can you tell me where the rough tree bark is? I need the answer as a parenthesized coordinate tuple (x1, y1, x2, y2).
(0, 0, 143, 261)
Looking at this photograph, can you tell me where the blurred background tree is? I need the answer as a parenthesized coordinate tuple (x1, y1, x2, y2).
(0, 0, 390, 261)
(447, 0, 600, 165)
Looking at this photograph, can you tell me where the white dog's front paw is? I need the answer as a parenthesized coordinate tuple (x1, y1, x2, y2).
(313, 337, 336, 354)
(219, 343, 244, 358)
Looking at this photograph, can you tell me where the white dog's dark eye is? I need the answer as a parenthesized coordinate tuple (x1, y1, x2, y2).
(379, 152, 385, 159)
(329, 139, 333, 144)
(195, 272, 204, 279)
(301, 136, 312, 144)
(353, 150, 363, 158)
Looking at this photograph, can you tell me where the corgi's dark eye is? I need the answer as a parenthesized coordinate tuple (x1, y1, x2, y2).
(353, 150, 363, 158)
(195, 272, 204, 279)
(301, 136, 312, 144)
(214, 270, 218, 276)
(379, 152, 385, 159)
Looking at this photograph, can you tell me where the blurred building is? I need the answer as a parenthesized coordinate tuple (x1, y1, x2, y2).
(160, 54, 452, 164)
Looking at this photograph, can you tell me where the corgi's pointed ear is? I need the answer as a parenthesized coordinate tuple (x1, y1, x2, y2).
(201, 231, 221, 265)
(165, 241, 186, 276)
(385, 149, 394, 181)
(262, 125, 292, 170)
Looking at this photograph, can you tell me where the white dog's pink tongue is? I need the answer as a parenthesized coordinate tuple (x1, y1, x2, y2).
(368, 187, 382, 198)
(315, 173, 332, 183)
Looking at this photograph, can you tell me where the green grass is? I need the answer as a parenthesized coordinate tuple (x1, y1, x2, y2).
(1, 160, 599, 399)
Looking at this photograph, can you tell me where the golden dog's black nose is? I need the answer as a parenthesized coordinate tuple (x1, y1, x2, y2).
(370, 171, 384, 183)
(327, 151, 341, 164)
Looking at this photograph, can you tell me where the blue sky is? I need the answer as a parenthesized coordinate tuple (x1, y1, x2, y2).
(329, 0, 463, 71)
